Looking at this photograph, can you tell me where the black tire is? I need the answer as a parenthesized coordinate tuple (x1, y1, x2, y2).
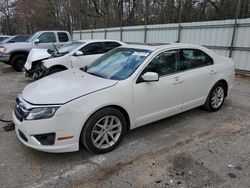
(81, 107, 127, 154)
(11, 54, 27, 72)
(46, 67, 65, 76)
(204, 82, 226, 112)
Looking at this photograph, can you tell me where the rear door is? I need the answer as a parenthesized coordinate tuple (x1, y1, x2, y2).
(71, 42, 105, 68)
(180, 49, 215, 111)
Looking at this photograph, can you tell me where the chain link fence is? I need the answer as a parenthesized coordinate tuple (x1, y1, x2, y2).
(73, 0, 250, 72)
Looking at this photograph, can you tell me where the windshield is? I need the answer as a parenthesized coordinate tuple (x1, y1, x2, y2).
(26, 32, 40, 42)
(58, 42, 84, 54)
(86, 47, 152, 80)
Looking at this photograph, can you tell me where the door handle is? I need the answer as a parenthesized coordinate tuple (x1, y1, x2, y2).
(210, 70, 217, 74)
(173, 77, 183, 84)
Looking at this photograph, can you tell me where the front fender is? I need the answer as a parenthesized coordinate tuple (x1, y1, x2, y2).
(43, 55, 71, 69)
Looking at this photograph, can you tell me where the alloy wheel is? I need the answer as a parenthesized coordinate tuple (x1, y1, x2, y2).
(91, 115, 122, 149)
(211, 86, 225, 109)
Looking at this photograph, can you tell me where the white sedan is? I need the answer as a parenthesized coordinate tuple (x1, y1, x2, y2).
(24, 39, 125, 79)
(13, 43, 234, 153)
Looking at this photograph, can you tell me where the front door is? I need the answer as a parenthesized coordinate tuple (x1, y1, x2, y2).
(71, 42, 105, 68)
(133, 50, 184, 127)
(34, 32, 57, 50)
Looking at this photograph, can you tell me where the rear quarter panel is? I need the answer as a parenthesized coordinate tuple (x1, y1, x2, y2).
(213, 55, 235, 92)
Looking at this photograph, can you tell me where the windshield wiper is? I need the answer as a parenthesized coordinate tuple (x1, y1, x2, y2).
(79, 67, 105, 78)
(87, 71, 105, 78)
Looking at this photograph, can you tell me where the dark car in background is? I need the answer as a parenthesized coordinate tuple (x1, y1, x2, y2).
(0, 35, 12, 42)
(0, 35, 30, 44)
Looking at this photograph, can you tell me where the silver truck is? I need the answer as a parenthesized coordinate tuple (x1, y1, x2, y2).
(0, 30, 71, 71)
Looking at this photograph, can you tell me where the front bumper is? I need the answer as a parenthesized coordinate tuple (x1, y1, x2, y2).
(0, 53, 10, 63)
(25, 63, 47, 80)
(13, 111, 82, 153)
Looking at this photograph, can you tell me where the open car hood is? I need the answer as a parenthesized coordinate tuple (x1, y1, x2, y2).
(24, 48, 51, 70)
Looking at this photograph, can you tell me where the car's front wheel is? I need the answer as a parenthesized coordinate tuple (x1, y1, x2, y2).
(204, 82, 226, 111)
(81, 108, 127, 154)
(11, 54, 27, 72)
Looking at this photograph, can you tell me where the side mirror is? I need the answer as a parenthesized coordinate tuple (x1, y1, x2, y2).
(141, 72, 159, 82)
(34, 39, 40, 44)
(75, 51, 83, 56)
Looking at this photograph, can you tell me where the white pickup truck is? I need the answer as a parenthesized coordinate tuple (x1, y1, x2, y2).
(0, 30, 71, 71)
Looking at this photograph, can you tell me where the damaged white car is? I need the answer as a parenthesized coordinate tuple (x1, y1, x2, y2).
(24, 40, 125, 79)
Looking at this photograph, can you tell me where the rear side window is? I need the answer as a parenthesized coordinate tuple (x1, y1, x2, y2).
(80, 42, 104, 55)
(180, 49, 213, 70)
(104, 42, 121, 52)
(38, 32, 56, 43)
(58, 32, 69, 42)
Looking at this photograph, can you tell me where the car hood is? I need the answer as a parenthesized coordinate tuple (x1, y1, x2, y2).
(24, 48, 51, 70)
(22, 69, 118, 104)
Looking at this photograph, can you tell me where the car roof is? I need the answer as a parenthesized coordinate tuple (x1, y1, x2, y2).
(35, 30, 69, 33)
(12, 35, 30, 37)
(77, 39, 124, 43)
(74, 40, 208, 52)
(118, 43, 207, 51)
(120, 44, 167, 51)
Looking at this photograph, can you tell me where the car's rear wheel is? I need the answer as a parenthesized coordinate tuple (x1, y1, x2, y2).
(204, 82, 226, 111)
(81, 108, 127, 154)
(11, 54, 27, 72)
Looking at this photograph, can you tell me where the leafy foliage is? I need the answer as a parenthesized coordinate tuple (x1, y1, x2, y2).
(0, 0, 250, 35)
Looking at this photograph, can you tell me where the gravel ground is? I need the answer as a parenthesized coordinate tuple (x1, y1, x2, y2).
(0, 63, 250, 188)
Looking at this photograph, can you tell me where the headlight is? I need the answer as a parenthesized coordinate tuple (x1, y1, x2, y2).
(26, 106, 60, 120)
(0, 46, 7, 53)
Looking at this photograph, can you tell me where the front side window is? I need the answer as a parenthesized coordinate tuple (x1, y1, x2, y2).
(58, 42, 85, 54)
(86, 48, 151, 80)
(38, 32, 56, 43)
(180, 49, 213, 70)
(142, 50, 180, 77)
(80, 42, 104, 55)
